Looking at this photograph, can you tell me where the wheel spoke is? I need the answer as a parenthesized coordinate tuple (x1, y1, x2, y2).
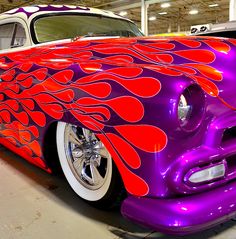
(99, 146, 110, 159)
(82, 128, 91, 142)
(90, 163, 104, 185)
(82, 128, 96, 142)
(73, 157, 86, 175)
(68, 128, 83, 145)
(94, 141, 109, 159)
(93, 155, 101, 167)
(81, 167, 94, 185)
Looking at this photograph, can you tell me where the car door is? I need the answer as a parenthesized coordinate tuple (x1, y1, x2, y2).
(0, 21, 28, 147)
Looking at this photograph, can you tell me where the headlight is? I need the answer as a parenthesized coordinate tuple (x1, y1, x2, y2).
(178, 94, 192, 122)
(178, 85, 206, 131)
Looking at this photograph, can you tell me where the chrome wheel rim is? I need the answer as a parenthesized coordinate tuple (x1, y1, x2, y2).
(64, 124, 111, 190)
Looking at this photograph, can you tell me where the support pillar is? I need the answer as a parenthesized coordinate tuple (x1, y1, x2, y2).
(141, 0, 149, 36)
(230, 0, 236, 21)
(177, 23, 181, 32)
(168, 23, 171, 33)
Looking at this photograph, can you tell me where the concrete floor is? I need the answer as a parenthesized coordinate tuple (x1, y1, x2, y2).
(1, 147, 236, 239)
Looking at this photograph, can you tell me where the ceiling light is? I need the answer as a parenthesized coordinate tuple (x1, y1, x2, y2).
(119, 11, 127, 16)
(149, 16, 157, 21)
(189, 9, 199, 15)
(161, 2, 171, 8)
(209, 3, 219, 7)
(158, 12, 167, 15)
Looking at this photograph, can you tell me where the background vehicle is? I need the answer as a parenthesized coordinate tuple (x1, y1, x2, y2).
(191, 21, 236, 38)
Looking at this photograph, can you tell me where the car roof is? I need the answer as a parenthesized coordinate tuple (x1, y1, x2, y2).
(0, 5, 127, 23)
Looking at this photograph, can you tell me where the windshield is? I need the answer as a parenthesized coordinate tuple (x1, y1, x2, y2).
(32, 14, 143, 43)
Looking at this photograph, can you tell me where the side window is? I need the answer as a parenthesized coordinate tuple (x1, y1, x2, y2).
(0, 23, 15, 50)
(0, 23, 26, 50)
(12, 23, 26, 48)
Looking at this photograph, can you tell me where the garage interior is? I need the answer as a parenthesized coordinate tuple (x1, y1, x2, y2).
(0, 0, 236, 238)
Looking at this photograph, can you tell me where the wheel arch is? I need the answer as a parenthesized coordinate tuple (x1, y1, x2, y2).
(42, 120, 126, 197)
(41, 121, 62, 174)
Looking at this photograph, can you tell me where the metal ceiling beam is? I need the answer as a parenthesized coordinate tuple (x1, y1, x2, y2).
(94, 0, 125, 8)
(107, 0, 167, 12)
(146, 0, 168, 5)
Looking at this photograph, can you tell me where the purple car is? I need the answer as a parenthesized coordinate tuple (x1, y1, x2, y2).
(0, 4, 236, 235)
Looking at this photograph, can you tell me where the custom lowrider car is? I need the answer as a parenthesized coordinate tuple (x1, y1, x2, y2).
(1, 4, 236, 235)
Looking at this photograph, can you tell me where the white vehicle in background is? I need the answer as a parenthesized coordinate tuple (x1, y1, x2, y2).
(191, 21, 236, 38)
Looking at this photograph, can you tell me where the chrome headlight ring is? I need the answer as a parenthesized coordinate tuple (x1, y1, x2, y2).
(178, 85, 206, 132)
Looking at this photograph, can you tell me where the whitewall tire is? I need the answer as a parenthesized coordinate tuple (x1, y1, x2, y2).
(56, 122, 125, 208)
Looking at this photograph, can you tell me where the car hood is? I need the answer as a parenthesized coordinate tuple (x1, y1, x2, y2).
(66, 36, 236, 110)
(9, 35, 236, 110)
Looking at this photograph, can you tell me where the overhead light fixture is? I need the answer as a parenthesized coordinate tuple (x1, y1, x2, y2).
(189, 9, 199, 15)
(149, 16, 157, 21)
(158, 11, 167, 15)
(161, 2, 171, 8)
(209, 3, 219, 7)
(119, 11, 127, 16)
